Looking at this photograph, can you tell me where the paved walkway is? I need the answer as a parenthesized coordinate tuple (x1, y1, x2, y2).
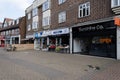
(0, 48, 119, 80)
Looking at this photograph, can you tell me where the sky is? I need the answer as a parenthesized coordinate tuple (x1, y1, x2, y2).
(0, 0, 33, 22)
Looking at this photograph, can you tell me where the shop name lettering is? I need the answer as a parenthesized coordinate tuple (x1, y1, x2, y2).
(79, 25, 104, 32)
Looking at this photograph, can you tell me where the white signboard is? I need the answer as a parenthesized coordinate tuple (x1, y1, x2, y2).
(51, 28, 69, 35)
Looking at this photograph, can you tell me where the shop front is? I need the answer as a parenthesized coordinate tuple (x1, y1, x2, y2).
(0, 36, 5, 47)
(34, 31, 51, 51)
(49, 28, 70, 53)
(11, 35, 20, 44)
(72, 21, 116, 58)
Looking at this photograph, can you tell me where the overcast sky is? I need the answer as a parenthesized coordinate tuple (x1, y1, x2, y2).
(0, 0, 33, 22)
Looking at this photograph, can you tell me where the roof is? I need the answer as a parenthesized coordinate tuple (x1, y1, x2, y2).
(5, 18, 14, 22)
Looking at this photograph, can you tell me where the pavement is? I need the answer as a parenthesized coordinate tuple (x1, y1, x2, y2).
(0, 48, 120, 80)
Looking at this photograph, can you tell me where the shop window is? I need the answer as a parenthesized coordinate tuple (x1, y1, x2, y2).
(78, 2, 90, 18)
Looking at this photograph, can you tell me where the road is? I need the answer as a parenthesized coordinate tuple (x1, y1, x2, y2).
(0, 48, 119, 80)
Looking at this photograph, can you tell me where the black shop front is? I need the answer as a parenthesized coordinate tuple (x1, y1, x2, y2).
(72, 21, 116, 58)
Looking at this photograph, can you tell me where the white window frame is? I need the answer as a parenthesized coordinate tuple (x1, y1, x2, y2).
(42, 0, 50, 11)
(78, 2, 90, 18)
(8, 21, 12, 26)
(32, 8, 38, 17)
(0, 24, 2, 28)
(12, 29, 15, 34)
(58, 11, 66, 23)
(16, 19, 19, 24)
(111, 0, 120, 8)
(32, 22, 38, 29)
(4, 21, 7, 27)
(12, 21, 15, 25)
(27, 24, 31, 31)
(58, 0, 66, 5)
(28, 13, 31, 20)
(42, 16, 50, 26)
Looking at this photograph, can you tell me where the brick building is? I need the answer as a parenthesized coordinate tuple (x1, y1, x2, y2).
(0, 17, 26, 47)
(49, 0, 117, 59)
(25, 0, 120, 59)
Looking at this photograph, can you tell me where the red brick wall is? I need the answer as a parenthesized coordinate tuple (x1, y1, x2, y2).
(51, 0, 114, 29)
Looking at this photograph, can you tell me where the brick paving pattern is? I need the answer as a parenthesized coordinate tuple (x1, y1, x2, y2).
(0, 48, 119, 80)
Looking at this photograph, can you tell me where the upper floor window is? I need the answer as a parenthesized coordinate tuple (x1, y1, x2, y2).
(78, 2, 90, 18)
(14, 29, 19, 34)
(58, 0, 66, 5)
(32, 8, 38, 17)
(12, 21, 15, 25)
(1, 31, 5, 35)
(6, 31, 9, 35)
(42, 0, 50, 11)
(0, 24, 2, 28)
(4, 23, 7, 27)
(27, 24, 31, 31)
(42, 16, 50, 26)
(12, 29, 15, 34)
(9, 30, 11, 35)
(8, 21, 12, 26)
(16, 19, 19, 24)
(58, 11, 66, 23)
(32, 22, 38, 29)
(28, 13, 31, 20)
(111, 0, 120, 7)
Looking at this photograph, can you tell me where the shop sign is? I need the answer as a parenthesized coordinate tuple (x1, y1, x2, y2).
(51, 28, 69, 35)
(42, 31, 51, 37)
(34, 32, 43, 38)
(78, 25, 104, 32)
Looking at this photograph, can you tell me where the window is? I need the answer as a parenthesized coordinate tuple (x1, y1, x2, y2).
(58, 0, 66, 5)
(14, 29, 19, 34)
(58, 11, 66, 23)
(9, 30, 11, 34)
(78, 2, 90, 18)
(42, 17, 50, 26)
(16, 19, 19, 24)
(0, 24, 2, 28)
(32, 22, 38, 29)
(12, 21, 15, 25)
(12, 29, 15, 34)
(8, 21, 12, 26)
(28, 13, 31, 20)
(32, 8, 38, 16)
(4, 22, 7, 27)
(6, 31, 9, 35)
(27, 24, 31, 31)
(111, 0, 120, 7)
(42, 0, 50, 11)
